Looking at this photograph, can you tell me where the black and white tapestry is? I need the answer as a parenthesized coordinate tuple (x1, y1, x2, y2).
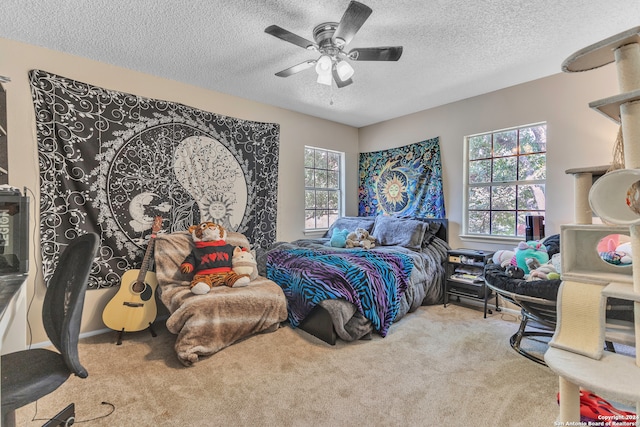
(30, 70, 280, 289)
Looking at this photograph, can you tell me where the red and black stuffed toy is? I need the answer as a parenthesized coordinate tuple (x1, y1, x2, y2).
(180, 222, 250, 294)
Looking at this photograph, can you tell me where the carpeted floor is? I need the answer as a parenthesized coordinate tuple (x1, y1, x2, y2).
(16, 304, 564, 426)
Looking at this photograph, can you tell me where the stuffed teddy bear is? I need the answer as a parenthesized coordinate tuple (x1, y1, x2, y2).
(180, 222, 251, 294)
(330, 228, 349, 248)
(345, 227, 376, 249)
(232, 248, 258, 281)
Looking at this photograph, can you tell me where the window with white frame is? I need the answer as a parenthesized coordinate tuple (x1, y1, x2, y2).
(464, 123, 546, 238)
(304, 146, 343, 231)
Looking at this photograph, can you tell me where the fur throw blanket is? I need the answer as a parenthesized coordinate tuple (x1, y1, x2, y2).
(154, 231, 287, 366)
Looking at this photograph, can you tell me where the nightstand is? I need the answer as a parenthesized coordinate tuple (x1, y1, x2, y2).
(444, 248, 499, 318)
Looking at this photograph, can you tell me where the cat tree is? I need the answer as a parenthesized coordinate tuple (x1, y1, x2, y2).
(544, 26, 640, 423)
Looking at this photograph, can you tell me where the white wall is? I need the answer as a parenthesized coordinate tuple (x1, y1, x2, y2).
(0, 37, 359, 343)
(359, 66, 621, 252)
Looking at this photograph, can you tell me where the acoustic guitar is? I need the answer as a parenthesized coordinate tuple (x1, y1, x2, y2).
(102, 216, 162, 335)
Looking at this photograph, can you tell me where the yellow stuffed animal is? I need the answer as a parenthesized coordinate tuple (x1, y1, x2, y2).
(180, 222, 250, 294)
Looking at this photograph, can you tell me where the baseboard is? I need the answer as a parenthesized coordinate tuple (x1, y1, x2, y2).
(29, 316, 169, 349)
(446, 294, 521, 319)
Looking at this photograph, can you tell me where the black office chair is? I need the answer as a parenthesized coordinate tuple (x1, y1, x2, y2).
(1, 233, 99, 427)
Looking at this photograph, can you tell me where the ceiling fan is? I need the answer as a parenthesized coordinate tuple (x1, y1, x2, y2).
(265, 1, 403, 88)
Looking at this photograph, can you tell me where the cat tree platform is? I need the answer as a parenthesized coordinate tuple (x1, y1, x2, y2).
(546, 347, 640, 404)
(590, 89, 640, 124)
(562, 26, 640, 72)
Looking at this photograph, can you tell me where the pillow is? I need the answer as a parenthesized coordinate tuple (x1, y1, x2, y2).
(225, 230, 251, 249)
(324, 216, 376, 238)
(329, 228, 349, 248)
(371, 216, 427, 250)
(421, 221, 442, 247)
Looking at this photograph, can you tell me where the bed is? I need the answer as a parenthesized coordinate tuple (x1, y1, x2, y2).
(154, 230, 288, 366)
(260, 216, 450, 344)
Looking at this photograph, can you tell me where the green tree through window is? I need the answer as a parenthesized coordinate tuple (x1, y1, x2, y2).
(465, 123, 546, 238)
(305, 146, 343, 230)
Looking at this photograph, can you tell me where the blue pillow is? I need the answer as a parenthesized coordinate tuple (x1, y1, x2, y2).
(330, 228, 349, 248)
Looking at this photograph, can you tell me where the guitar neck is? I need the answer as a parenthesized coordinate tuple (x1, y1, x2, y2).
(136, 239, 156, 283)
(136, 216, 162, 283)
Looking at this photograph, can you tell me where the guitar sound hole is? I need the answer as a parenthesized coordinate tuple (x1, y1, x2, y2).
(131, 281, 145, 294)
(131, 282, 152, 301)
(140, 284, 152, 301)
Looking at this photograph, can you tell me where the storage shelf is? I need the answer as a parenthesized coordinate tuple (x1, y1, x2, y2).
(445, 249, 495, 317)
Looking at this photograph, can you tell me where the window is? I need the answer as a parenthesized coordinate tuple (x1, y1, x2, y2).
(464, 123, 546, 238)
(304, 146, 343, 231)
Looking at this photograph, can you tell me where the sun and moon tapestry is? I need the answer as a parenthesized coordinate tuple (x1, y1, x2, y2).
(30, 69, 280, 289)
(358, 137, 445, 219)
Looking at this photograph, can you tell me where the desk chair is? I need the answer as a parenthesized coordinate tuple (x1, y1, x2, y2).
(1, 233, 99, 427)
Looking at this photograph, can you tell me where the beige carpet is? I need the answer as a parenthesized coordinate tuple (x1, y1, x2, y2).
(16, 304, 560, 426)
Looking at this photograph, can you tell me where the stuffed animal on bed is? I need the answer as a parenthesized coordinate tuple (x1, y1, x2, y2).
(232, 248, 259, 281)
(346, 227, 376, 249)
(180, 222, 250, 294)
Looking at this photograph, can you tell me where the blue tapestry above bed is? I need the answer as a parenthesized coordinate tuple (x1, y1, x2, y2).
(358, 137, 445, 218)
(30, 69, 279, 289)
(266, 247, 414, 336)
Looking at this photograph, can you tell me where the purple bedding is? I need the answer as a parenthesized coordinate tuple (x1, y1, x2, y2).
(266, 247, 414, 337)
(262, 233, 449, 340)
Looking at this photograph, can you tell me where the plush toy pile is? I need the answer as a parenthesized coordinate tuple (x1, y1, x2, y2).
(598, 238, 633, 265)
(180, 222, 251, 294)
(346, 227, 376, 249)
(492, 238, 561, 281)
(329, 227, 377, 249)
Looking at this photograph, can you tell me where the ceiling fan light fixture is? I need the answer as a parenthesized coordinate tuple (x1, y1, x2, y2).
(316, 72, 332, 86)
(335, 60, 354, 81)
(315, 55, 332, 75)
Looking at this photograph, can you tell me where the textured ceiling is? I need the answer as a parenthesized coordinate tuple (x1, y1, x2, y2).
(1, 1, 639, 127)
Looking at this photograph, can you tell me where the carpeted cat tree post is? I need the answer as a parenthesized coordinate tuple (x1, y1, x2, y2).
(545, 26, 640, 423)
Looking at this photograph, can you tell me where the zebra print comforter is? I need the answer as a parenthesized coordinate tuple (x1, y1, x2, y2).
(263, 236, 449, 340)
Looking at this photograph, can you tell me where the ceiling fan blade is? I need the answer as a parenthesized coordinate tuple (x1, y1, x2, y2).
(332, 66, 353, 88)
(275, 60, 316, 77)
(348, 46, 403, 61)
(333, 1, 372, 46)
(265, 25, 317, 50)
